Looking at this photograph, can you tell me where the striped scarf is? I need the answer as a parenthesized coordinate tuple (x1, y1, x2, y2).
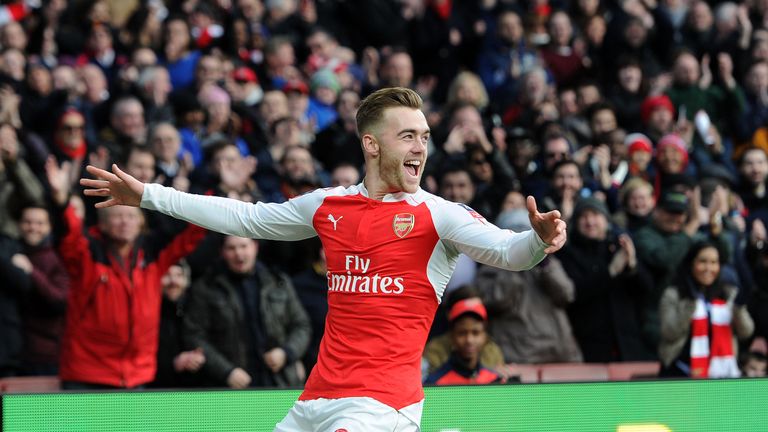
(690, 297, 740, 378)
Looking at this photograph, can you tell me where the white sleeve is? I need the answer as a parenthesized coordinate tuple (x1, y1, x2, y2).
(140, 183, 320, 240)
(432, 201, 548, 271)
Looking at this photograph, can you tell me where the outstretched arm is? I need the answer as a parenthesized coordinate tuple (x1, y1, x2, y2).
(80, 164, 320, 241)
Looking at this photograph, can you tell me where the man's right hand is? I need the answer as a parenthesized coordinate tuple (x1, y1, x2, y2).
(226, 367, 252, 389)
(80, 164, 145, 208)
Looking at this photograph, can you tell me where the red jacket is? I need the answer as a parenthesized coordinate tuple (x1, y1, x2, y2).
(57, 206, 205, 387)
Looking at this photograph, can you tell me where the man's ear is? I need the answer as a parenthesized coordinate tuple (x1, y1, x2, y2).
(362, 133, 379, 157)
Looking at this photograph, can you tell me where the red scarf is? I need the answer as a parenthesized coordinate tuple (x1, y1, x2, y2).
(690, 298, 740, 378)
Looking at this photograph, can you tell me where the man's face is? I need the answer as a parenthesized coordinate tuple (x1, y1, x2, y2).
(626, 186, 655, 217)
(161, 264, 189, 301)
(19, 208, 51, 247)
(590, 109, 617, 135)
(673, 53, 700, 86)
(126, 151, 155, 183)
(383, 53, 413, 88)
(282, 147, 315, 183)
(113, 101, 146, 141)
(451, 315, 487, 363)
(99, 206, 143, 244)
(497, 12, 523, 45)
(337, 90, 360, 122)
(440, 171, 475, 204)
(212, 145, 242, 176)
(151, 124, 181, 163)
(332, 165, 360, 188)
(468, 151, 493, 183)
(577, 208, 607, 240)
(618, 65, 642, 93)
(552, 164, 582, 197)
(746, 63, 768, 95)
(740, 149, 768, 186)
(654, 208, 687, 233)
(371, 107, 429, 194)
(260, 90, 289, 124)
(196, 56, 223, 86)
(648, 107, 674, 134)
(544, 138, 570, 171)
(222, 236, 258, 274)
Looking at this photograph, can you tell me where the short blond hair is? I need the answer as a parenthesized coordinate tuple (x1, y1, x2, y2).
(356, 87, 422, 137)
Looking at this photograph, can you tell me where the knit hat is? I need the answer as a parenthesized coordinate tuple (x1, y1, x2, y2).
(624, 133, 653, 156)
(657, 133, 689, 167)
(573, 197, 611, 220)
(640, 94, 675, 125)
(198, 84, 230, 106)
(282, 79, 309, 95)
(310, 69, 341, 95)
(232, 66, 258, 84)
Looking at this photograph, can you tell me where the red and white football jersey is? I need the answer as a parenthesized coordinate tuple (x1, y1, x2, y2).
(143, 183, 547, 414)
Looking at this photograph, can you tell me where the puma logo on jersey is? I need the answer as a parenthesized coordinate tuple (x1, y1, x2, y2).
(328, 214, 343, 230)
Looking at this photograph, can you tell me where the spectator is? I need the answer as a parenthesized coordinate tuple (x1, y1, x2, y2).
(475, 209, 582, 364)
(46, 159, 206, 389)
(98, 96, 147, 163)
(0, 124, 45, 239)
(424, 298, 503, 385)
(183, 235, 311, 388)
(17, 206, 69, 376)
(149, 260, 205, 388)
(614, 177, 656, 233)
(558, 198, 655, 362)
(659, 241, 753, 377)
(313, 88, 363, 171)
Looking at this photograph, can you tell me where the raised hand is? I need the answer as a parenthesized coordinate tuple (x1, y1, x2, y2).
(527, 196, 567, 254)
(80, 164, 145, 209)
(45, 156, 73, 206)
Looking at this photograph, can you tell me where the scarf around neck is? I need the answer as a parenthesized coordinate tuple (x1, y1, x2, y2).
(690, 296, 740, 378)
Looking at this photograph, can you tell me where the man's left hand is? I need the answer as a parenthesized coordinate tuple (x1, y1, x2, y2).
(527, 196, 567, 254)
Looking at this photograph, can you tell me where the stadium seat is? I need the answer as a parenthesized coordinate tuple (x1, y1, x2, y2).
(607, 362, 660, 381)
(501, 364, 540, 383)
(0, 376, 61, 393)
(539, 363, 609, 383)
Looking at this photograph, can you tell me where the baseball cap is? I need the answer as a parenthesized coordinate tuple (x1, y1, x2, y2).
(657, 190, 689, 214)
(448, 298, 488, 322)
(232, 66, 257, 84)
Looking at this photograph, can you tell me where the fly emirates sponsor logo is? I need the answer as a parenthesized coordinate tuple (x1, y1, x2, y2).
(327, 255, 405, 295)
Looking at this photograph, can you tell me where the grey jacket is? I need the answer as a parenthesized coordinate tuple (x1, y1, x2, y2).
(659, 284, 754, 367)
(475, 257, 583, 363)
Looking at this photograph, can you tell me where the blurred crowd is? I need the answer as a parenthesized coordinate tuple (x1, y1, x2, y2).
(2, 0, 768, 389)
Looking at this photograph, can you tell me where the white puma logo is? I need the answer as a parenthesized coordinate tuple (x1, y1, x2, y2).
(328, 214, 343, 230)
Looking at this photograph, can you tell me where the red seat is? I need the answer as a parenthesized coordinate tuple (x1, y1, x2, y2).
(500, 364, 540, 383)
(539, 363, 609, 383)
(0, 376, 61, 393)
(608, 361, 660, 381)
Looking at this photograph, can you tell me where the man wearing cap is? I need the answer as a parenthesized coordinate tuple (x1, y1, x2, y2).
(634, 189, 728, 352)
(423, 298, 503, 385)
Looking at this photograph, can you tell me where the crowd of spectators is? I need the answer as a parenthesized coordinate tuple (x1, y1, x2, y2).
(2, 0, 768, 388)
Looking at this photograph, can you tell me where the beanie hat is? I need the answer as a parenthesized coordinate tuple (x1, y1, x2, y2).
(624, 133, 653, 157)
(640, 94, 675, 125)
(310, 69, 341, 95)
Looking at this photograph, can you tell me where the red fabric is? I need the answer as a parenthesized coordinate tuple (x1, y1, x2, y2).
(7, 3, 27, 21)
(430, 0, 452, 20)
(299, 195, 441, 410)
(690, 298, 736, 378)
(57, 205, 206, 387)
